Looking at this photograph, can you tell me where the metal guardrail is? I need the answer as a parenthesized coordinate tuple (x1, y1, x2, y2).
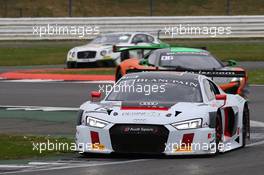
(0, 16, 263, 40)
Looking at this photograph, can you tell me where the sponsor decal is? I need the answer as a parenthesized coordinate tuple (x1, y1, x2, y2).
(123, 126, 158, 134)
(121, 111, 161, 117)
(139, 101, 159, 106)
(92, 143, 105, 150)
(174, 145, 192, 152)
(132, 118, 147, 123)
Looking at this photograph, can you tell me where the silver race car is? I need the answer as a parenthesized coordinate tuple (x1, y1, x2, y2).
(66, 32, 162, 68)
(75, 71, 250, 155)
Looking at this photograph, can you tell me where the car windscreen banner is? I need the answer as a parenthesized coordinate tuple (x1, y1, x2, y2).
(126, 69, 246, 78)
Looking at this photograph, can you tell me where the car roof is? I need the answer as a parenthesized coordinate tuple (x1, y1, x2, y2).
(124, 71, 201, 81)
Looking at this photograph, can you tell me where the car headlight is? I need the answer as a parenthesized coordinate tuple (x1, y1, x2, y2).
(100, 50, 107, 56)
(171, 118, 202, 130)
(86, 116, 109, 128)
(71, 51, 76, 57)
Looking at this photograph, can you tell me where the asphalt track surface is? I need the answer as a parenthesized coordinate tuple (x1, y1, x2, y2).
(0, 81, 264, 175)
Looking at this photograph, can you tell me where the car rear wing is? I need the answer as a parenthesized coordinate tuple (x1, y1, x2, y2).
(112, 43, 169, 53)
(126, 69, 246, 78)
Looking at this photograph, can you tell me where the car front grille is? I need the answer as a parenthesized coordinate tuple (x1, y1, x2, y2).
(77, 51, 96, 59)
(110, 124, 169, 154)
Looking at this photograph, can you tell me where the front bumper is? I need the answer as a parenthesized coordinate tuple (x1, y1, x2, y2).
(75, 124, 217, 155)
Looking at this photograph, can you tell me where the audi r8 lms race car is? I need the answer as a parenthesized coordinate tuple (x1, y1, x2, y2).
(66, 32, 164, 68)
(75, 71, 250, 155)
(115, 45, 248, 97)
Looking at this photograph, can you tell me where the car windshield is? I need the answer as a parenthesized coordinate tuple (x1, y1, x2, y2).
(159, 52, 223, 70)
(106, 77, 202, 103)
(90, 34, 131, 44)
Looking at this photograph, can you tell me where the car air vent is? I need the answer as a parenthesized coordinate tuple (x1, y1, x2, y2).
(175, 111, 182, 117)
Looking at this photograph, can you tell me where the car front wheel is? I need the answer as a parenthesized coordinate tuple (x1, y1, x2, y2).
(242, 104, 250, 147)
(67, 62, 76, 69)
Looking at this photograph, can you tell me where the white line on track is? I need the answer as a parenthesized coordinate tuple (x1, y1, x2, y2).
(250, 120, 264, 127)
(247, 140, 264, 147)
(0, 159, 148, 175)
(28, 162, 68, 165)
(0, 105, 78, 111)
(0, 165, 31, 168)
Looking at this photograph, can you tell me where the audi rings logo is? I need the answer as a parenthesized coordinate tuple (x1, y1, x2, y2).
(139, 101, 159, 106)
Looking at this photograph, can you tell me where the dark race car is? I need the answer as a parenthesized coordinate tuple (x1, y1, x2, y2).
(115, 46, 248, 97)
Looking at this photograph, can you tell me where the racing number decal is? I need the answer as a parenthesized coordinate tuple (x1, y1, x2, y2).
(161, 56, 174, 61)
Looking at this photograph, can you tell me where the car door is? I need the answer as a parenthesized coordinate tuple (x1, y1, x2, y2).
(207, 79, 240, 141)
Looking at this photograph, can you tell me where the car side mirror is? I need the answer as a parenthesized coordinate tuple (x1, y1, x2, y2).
(226, 59, 237, 67)
(215, 94, 227, 107)
(91, 91, 101, 102)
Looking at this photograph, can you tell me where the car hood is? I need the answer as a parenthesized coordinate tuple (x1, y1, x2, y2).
(80, 101, 212, 125)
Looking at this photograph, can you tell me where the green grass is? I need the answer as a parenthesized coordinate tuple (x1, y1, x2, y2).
(0, 134, 74, 160)
(0, 40, 264, 66)
(0, 47, 69, 66)
(248, 69, 264, 84)
(0, 41, 82, 66)
(170, 41, 264, 61)
(0, 0, 263, 17)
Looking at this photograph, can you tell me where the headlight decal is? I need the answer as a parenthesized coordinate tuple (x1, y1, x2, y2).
(171, 118, 202, 130)
(86, 116, 109, 128)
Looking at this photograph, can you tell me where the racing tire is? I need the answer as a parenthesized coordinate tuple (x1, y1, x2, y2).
(242, 104, 250, 147)
(215, 113, 223, 155)
(67, 62, 76, 69)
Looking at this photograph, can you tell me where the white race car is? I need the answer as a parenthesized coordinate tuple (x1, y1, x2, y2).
(75, 71, 250, 155)
(66, 32, 162, 68)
